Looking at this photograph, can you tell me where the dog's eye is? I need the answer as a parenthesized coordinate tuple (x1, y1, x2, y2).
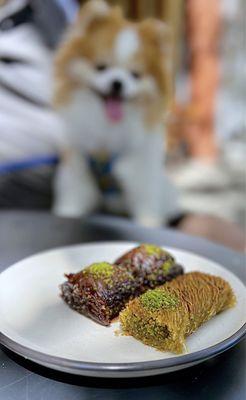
(96, 64, 108, 72)
(131, 71, 142, 79)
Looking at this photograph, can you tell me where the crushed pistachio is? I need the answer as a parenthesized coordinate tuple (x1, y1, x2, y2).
(143, 244, 174, 273)
(143, 244, 163, 256)
(86, 262, 114, 284)
(140, 288, 178, 311)
(162, 259, 174, 274)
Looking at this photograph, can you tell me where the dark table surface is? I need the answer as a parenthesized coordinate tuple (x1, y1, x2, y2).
(0, 211, 245, 400)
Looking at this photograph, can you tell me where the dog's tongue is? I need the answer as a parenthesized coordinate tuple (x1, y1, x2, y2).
(105, 97, 123, 123)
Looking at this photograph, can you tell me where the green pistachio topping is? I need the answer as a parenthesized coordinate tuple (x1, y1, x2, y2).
(143, 244, 174, 269)
(143, 244, 163, 256)
(87, 262, 114, 283)
(140, 288, 178, 311)
(162, 259, 174, 273)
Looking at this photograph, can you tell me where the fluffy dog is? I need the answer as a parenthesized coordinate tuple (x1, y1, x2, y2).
(53, 0, 177, 226)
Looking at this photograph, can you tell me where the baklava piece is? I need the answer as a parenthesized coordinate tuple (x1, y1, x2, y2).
(115, 244, 183, 292)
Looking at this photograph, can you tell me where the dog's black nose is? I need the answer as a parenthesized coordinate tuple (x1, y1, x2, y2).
(111, 80, 123, 95)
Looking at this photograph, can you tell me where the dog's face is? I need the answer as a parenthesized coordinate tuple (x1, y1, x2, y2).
(55, 0, 172, 124)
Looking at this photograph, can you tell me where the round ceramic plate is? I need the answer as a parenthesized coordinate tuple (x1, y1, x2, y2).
(0, 242, 245, 378)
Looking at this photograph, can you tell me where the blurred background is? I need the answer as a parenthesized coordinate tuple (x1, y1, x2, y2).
(0, 0, 245, 249)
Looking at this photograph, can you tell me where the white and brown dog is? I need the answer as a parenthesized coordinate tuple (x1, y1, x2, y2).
(53, 0, 178, 226)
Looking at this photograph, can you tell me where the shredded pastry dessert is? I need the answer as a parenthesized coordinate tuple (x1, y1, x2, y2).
(119, 271, 236, 353)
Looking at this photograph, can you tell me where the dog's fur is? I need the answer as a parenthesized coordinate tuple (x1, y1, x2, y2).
(53, 0, 177, 226)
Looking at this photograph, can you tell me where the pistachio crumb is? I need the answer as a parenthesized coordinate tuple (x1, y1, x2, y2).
(87, 262, 114, 283)
(140, 288, 178, 311)
(162, 259, 173, 273)
(143, 244, 163, 256)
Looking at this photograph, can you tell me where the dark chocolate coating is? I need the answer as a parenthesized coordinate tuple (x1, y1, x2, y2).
(60, 245, 183, 326)
(115, 245, 184, 292)
(60, 265, 138, 326)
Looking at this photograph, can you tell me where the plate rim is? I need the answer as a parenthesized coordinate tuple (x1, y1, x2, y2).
(0, 324, 245, 374)
(0, 241, 245, 376)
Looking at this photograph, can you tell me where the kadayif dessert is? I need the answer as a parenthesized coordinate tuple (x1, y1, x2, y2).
(119, 271, 236, 353)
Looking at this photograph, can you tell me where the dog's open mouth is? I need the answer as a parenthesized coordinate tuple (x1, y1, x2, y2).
(93, 89, 125, 123)
(103, 95, 124, 123)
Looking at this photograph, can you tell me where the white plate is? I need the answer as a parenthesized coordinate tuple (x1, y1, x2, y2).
(0, 242, 245, 378)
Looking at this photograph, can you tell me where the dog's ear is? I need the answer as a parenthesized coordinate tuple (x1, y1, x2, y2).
(139, 19, 174, 108)
(139, 19, 173, 77)
(139, 19, 172, 57)
(155, 21, 172, 56)
(74, 0, 122, 35)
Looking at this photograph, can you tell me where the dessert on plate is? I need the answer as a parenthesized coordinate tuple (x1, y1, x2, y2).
(61, 262, 137, 325)
(115, 244, 183, 292)
(60, 244, 184, 325)
(119, 271, 236, 353)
